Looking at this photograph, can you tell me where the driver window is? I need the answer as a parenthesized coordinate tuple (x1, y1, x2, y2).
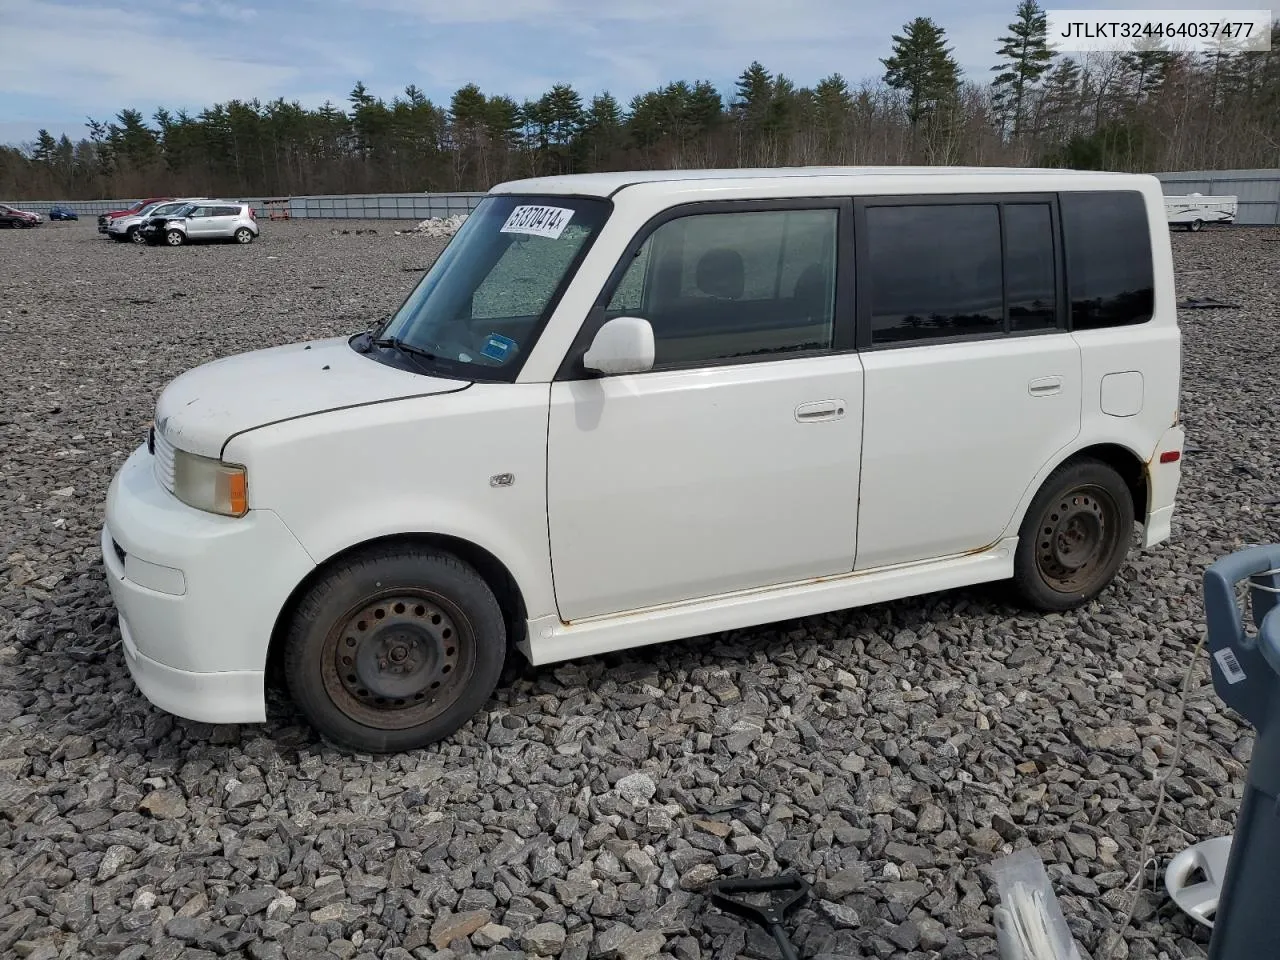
(603, 208, 839, 369)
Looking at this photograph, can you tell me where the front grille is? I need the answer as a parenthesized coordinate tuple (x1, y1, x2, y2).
(152, 426, 176, 493)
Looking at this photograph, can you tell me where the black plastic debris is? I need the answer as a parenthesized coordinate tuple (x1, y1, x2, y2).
(1179, 297, 1241, 310)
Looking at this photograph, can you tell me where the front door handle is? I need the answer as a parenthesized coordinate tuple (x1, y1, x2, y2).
(795, 400, 846, 422)
(1028, 376, 1063, 397)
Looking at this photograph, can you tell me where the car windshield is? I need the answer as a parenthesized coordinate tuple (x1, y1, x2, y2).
(166, 204, 196, 218)
(374, 194, 611, 380)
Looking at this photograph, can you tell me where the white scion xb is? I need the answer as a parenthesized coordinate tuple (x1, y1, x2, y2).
(101, 166, 1185, 753)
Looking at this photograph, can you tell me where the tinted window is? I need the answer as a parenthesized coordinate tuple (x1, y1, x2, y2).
(214, 206, 240, 216)
(1061, 191, 1154, 329)
(865, 204, 1003, 344)
(1005, 203, 1057, 332)
(606, 208, 838, 368)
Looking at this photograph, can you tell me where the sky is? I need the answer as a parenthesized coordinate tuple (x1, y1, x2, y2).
(0, 0, 1259, 146)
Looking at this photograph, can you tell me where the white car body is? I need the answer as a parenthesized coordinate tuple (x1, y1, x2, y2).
(102, 166, 1185, 734)
(108, 199, 213, 240)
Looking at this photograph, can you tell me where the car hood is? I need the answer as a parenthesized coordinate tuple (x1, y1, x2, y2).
(153, 335, 471, 458)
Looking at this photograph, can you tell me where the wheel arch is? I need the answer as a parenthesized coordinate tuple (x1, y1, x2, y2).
(1006, 440, 1150, 541)
(265, 532, 530, 689)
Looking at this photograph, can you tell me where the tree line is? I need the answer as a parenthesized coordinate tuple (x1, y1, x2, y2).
(3, 2, 1279, 200)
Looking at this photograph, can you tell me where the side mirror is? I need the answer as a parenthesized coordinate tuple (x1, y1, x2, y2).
(582, 316, 655, 375)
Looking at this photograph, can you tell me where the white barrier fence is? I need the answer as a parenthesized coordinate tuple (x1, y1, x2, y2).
(7, 173, 1279, 225)
(1, 192, 488, 220)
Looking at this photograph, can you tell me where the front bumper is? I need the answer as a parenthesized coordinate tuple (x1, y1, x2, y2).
(101, 444, 316, 724)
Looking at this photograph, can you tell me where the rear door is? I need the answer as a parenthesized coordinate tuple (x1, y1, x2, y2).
(852, 193, 1082, 570)
(209, 205, 242, 237)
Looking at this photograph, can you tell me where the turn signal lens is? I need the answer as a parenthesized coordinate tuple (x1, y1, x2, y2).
(172, 448, 250, 517)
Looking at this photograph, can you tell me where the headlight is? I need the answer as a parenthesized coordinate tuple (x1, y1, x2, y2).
(172, 448, 248, 517)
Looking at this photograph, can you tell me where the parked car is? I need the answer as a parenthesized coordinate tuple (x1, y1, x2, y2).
(139, 201, 259, 245)
(102, 166, 1185, 753)
(109, 198, 214, 243)
(48, 204, 79, 221)
(98, 197, 173, 233)
(0, 203, 41, 227)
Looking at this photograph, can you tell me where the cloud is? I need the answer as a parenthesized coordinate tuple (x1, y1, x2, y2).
(173, 1, 259, 22)
(0, 0, 294, 116)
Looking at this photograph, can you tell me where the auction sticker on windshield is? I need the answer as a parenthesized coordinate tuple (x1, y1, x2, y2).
(500, 205, 575, 239)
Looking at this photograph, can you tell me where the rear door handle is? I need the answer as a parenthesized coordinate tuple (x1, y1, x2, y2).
(1028, 376, 1063, 397)
(795, 400, 846, 422)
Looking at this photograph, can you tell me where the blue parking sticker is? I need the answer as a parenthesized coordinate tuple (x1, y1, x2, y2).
(480, 333, 517, 361)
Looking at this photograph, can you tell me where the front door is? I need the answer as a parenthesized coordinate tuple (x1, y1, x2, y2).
(851, 194, 1083, 570)
(184, 206, 215, 238)
(547, 201, 865, 622)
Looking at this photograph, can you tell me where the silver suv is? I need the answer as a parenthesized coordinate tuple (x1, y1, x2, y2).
(141, 201, 260, 246)
(109, 198, 216, 244)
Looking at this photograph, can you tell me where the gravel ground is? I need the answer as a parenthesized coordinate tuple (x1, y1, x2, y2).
(1, 218, 1279, 960)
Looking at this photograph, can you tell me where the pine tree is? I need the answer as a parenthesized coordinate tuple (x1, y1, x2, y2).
(882, 18, 961, 126)
(1119, 37, 1174, 103)
(991, 0, 1054, 137)
(31, 129, 58, 164)
(1039, 57, 1084, 146)
(733, 61, 775, 130)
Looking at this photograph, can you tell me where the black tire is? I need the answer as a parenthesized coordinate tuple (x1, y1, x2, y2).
(234, 227, 254, 244)
(1011, 458, 1135, 612)
(1189, 218, 1203, 232)
(283, 545, 507, 753)
(165, 229, 185, 246)
(128, 226, 145, 244)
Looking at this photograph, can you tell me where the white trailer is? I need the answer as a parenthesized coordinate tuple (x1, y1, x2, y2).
(1165, 192, 1238, 231)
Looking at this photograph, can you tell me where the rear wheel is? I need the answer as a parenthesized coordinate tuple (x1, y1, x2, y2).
(1189, 218, 1203, 232)
(165, 229, 185, 246)
(234, 227, 254, 244)
(1012, 459, 1134, 611)
(283, 545, 507, 753)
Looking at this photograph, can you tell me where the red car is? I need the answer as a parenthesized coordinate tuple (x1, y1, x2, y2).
(98, 197, 173, 234)
(0, 203, 41, 228)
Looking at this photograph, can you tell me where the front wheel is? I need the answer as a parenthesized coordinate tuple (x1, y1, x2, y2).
(1011, 459, 1134, 611)
(1189, 218, 1203, 232)
(129, 226, 146, 244)
(283, 545, 507, 753)
(234, 227, 254, 244)
(165, 229, 185, 246)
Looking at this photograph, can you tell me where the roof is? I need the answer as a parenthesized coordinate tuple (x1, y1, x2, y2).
(488, 165, 1145, 198)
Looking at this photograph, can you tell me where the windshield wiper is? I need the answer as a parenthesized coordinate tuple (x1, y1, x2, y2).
(371, 335, 443, 372)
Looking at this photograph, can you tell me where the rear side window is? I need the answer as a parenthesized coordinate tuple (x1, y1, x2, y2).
(861, 199, 1060, 346)
(216, 206, 241, 216)
(1061, 191, 1154, 329)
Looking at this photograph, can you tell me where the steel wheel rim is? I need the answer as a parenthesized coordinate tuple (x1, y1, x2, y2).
(1034, 483, 1122, 594)
(167, 231, 182, 245)
(320, 590, 475, 730)
(130, 229, 145, 243)
(236, 229, 251, 243)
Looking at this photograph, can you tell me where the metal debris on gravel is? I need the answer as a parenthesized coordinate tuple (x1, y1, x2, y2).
(1, 219, 1278, 960)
